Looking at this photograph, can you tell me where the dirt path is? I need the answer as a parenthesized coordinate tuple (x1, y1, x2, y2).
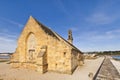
(96, 56, 120, 80)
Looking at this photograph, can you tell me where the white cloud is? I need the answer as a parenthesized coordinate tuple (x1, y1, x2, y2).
(72, 28, 120, 51)
(0, 34, 17, 53)
(83, 29, 120, 41)
(106, 29, 120, 35)
(0, 17, 23, 28)
(85, 0, 120, 26)
(86, 13, 116, 25)
(0, 17, 22, 53)
(7, 19, 23, 28)
(0, 33, 17, 39)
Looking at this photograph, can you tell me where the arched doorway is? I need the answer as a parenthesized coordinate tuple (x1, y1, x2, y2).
(26, 33, 36, 61)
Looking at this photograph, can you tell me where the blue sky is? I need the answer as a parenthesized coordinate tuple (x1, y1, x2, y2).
(0, 0, 120, 52)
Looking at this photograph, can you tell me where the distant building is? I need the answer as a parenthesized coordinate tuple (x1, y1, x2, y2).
(11, 16, 83, 74)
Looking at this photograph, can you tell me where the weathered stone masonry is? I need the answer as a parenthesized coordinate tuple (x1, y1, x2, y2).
(11, 16, 84, 74)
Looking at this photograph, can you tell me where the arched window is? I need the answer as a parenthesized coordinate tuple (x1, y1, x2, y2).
(27, 33, 36, 60)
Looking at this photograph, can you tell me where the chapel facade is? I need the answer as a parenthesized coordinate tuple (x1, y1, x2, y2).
(10, 16, 84, 74)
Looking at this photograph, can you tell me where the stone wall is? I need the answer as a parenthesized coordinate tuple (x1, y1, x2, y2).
(11, 16, 83, 74)
(46, 34, 72, 74)
(71, 49, 78, 72)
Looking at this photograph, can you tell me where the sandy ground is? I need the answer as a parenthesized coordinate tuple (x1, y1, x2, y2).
(0, 57, 104, 80)
(111, 59, 120, 74)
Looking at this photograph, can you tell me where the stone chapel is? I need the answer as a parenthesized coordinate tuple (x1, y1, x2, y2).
(10, 16, 84, 74)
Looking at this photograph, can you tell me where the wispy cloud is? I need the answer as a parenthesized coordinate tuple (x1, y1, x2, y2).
(0, 17, 21, 52)
(0, 16, 25, 52)
(72, 28, 120, 51)
(98, 29, 120, 40)
(80, 29, 120, 41)
(85, 0, 120, 26)
(53, 0, 71, 16)
(86, 13, 116, 25)
(106, 29, 120, 35)
(0, 17, 23, 28)
(0, 35, 17, 53)
(0, 33, 17, 39)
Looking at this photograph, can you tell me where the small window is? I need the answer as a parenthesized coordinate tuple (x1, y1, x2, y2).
(64, 52, 66, 57)
(56, 63, 57, 68)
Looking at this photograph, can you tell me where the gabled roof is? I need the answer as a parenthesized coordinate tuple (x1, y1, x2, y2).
(30, 16, 82, 53)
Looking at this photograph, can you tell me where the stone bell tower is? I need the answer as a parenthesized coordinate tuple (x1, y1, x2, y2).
(67, 29, 73, 44)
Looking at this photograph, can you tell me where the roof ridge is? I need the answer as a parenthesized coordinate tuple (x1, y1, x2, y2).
(31, 16, 82, 53)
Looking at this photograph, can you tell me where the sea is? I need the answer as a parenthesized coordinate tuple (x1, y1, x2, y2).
(112, 56, 120, 60)
(0, 55, 10, 59)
